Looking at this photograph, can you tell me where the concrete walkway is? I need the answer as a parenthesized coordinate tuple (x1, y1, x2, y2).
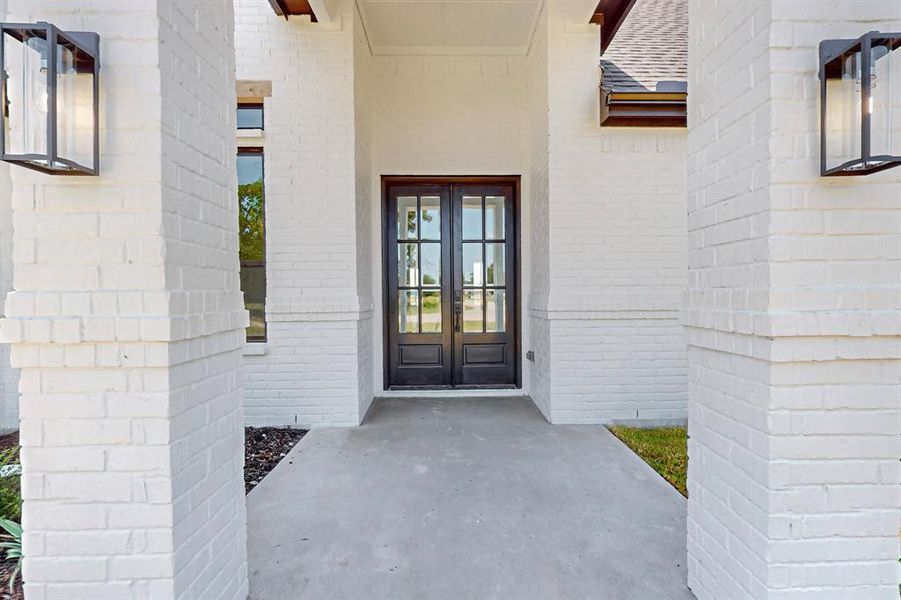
(246, 397, 694, 600)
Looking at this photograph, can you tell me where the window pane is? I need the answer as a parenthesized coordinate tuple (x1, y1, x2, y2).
(399, 290, 419, 333)
(238, 152, 266, 341)
(420, 242, 441, 287)
(420, 196, 441, 240)
(237, 154, 264, 262)
(421, 290, 442, 333)
(462, 243, 482, 286)
(462, 196, 482, 239)
(463, 290, 484, 333)
(486, 290, 505, 333)
(241, 264, 266, 340)
(485, 243, 505, 286)
(237, 103, 263, 129)
(397, 196, 418, 240)
(485, 196, 505, 239)
(397, 243, 418, 287)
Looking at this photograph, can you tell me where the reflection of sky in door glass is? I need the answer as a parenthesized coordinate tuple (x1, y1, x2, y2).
(462, 243, 482, 286)
(237, 155, 262, 185)
(486, 243, 504, 286)
(397, 196, 418, 240)
(462, 196, 482, 239)
(420, 196, 441, 240)
(485, 196, 504, 239)
(420, 243, 441, 287)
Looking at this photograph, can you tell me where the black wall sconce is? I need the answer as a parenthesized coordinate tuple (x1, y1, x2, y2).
(0, 22, 99, 175)
(820, 31, 901, 176)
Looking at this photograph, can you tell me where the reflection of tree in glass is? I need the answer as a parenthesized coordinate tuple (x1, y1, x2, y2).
(406, 207, 433, 236)
(423, 274, 436, 285)
(239, 180, 264, 261)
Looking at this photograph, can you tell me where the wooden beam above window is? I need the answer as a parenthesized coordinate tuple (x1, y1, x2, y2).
(600, 88, 687, 127)
(267, 0, 318, 21)
(237, 80, 272, 103)
(590, 0, 638, 53)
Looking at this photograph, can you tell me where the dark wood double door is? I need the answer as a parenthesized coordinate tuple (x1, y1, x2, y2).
(385, 179, 518, 388)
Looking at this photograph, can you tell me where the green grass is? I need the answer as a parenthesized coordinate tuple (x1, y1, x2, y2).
(608, 426, 687, 497)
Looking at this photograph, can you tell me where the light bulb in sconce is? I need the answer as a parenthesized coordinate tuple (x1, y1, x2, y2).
(844, 50, 881, 114)
(35, 91, 48, 114)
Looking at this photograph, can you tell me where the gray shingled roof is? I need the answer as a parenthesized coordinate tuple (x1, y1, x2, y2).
(600, 0, 688, 92)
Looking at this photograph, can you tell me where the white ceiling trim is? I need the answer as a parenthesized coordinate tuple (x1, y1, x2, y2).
(354, 0, 546, 56)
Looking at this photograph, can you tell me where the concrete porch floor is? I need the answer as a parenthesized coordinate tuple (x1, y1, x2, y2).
(246, 397, 694, 600)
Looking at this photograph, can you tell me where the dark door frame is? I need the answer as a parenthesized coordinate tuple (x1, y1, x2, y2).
(381, 175, 522, 391)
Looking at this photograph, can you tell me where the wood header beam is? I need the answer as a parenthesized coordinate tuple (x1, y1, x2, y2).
(267, 0, 318, 21)
(591, 0, 638, 53)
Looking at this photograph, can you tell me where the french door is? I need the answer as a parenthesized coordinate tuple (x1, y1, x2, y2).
(385, 179, 517, 388)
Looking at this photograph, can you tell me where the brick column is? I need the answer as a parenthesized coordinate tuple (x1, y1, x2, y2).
(0, 1, 248, 598)
(686, 2, 901, 599)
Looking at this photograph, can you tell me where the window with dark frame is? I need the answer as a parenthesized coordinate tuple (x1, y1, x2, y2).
(237, 147, 266, 342)
(237, 102, 264, 130)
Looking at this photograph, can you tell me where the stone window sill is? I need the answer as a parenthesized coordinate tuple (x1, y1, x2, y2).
(243, 343, 268, 356)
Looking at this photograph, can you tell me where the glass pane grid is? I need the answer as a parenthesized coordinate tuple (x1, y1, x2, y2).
(397, 194, 443, 334)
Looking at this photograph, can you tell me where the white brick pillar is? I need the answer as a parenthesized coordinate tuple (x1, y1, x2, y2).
(0, 1, 248, 598)
(686, 2, 901, 599)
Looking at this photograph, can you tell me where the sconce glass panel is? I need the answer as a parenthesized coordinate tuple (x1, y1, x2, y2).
(2, 26, 48, 158)
(820, 31, 901, 176)
(0, 22, 99, 175)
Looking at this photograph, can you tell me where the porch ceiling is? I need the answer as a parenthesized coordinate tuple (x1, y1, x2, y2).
(355, 0, 545, 55)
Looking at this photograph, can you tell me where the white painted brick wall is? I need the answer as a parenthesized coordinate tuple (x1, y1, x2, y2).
(527, 5, 552, 419)
(541, 4, 688, 424)
(367, 49, 532, 398)
(687, 1, 901, 598)
(1, 1, 248, 597)
(234, 0, 371, 427)
(233, 0, 688, 425)
(354, 5, 375, 420)
(0, 0, 18, 433)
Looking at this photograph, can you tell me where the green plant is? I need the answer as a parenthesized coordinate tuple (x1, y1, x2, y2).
(0, 447, 21, 522)
(0, 518, 21, 592)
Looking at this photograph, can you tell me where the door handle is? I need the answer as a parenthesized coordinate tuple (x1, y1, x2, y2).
(454, 290, 462, 332)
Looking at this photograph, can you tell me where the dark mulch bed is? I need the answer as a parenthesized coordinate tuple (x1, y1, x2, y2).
(0, 427, 303, 594)
(245, 427, 306, 494)
(0, 559, 22, 600)
(0, 433, 17, 454)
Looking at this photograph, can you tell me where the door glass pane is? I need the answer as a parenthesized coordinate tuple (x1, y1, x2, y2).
(398, 243, 418, 287)
(485, 243, 505, 286)
(421, 290, 442, 333)
(462, 196, 482, 239)
(398, 290, 419, 333)
(463, 290, 484, 333)
(486, 290, 505, 333)
(485, 196, 505, 240)
(397, 196, 418, 240)
(420, 196, 441, 240)
(462, 243, 482, 286)
(420, 242, 441, 287)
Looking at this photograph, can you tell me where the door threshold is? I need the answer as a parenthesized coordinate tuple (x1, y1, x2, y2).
(386, 384, 519, 391)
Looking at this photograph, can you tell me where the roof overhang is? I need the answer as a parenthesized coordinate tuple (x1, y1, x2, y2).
(590, 0, 638, 53)
(600, 88, 687, 127)
(267, 0, 319, 21)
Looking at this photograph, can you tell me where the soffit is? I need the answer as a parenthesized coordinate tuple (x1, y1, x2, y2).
(355, 0, 545, 55)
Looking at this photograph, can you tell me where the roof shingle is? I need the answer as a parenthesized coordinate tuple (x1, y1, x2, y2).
(599, 0, 688, 92)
